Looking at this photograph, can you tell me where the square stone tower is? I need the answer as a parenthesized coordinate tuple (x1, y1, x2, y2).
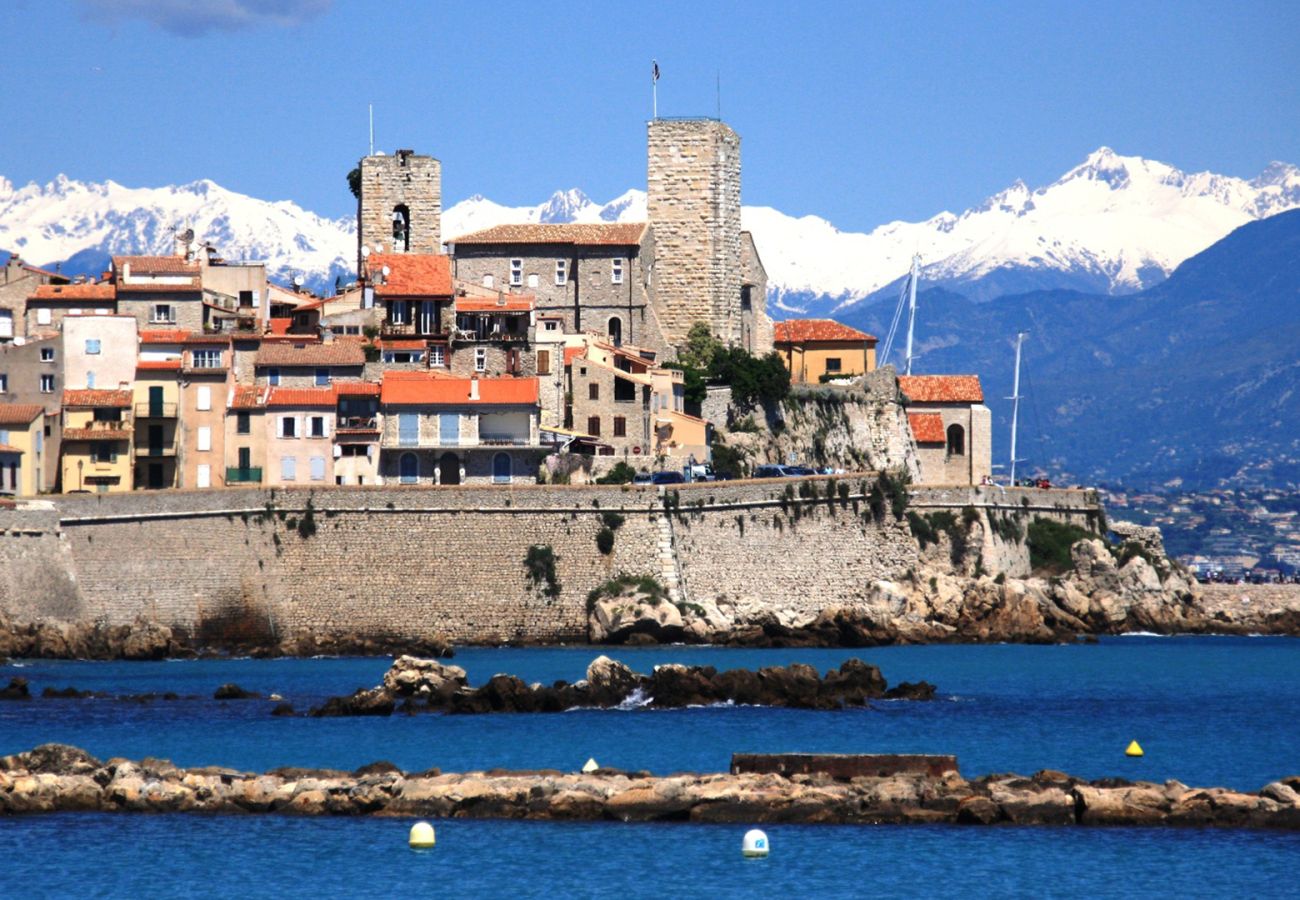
(647, 118, 743, 348)
(357, 149, 441, 274)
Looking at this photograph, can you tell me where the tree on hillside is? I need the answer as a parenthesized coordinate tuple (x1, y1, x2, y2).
(347, 167, 361, 200)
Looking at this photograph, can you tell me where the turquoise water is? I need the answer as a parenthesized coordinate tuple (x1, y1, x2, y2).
(2, 637, 1298, 898)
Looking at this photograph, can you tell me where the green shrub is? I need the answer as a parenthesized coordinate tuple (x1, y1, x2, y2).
(876, 470, 910, 520)
(1026, 518, 1094, 574)
(524, 545, 561, 598)
(711, 442, 748, 479)
(601, 511, 625, 530)
(586, 573, 668, 611)
(595, 527, 616, 555)
(596, 461, 636, 485)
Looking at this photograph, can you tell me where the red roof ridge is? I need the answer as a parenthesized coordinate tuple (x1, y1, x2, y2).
(774, 318, 877, 344)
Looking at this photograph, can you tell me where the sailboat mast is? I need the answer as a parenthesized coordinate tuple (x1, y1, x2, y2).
(1009, 331, 1027, 484)
(904, 253, 919, 375)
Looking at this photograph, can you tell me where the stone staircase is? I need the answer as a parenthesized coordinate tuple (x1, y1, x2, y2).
(653, 506, 687, 606)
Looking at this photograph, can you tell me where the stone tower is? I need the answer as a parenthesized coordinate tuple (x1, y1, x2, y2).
(356, 149, 442, 273)
(646, 118, 743, 347)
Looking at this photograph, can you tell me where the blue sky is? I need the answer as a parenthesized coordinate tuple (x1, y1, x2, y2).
(2, 0, 1297, 230)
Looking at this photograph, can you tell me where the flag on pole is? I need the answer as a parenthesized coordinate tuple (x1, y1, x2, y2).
(652, 60, 660, 82)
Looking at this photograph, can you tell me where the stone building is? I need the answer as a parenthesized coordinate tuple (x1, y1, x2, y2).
(253, 340, 366, 388)
(900, 375, 992, 485)
(25, 282, 117, 337)
(0, 335, 63, 488)
(1, 256, 69, 342)
(356, 149, 442, 273)
(739, 232, 772, 353)
(774, 318, 878, 384)
(112, 255, 203, 333)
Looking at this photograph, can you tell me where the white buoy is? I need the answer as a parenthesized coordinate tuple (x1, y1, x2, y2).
(582, 758, 600, 774)
(741, 829, 769, 858)
(408, 821, 436, 849)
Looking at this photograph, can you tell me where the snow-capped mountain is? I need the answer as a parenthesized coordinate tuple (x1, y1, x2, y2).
(2, 148, 1296, 306)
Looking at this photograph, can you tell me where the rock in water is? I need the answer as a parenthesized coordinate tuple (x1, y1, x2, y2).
(0, 677, 31, 700)
(213, 684, 261, 700)
(381, 655, 468, 700)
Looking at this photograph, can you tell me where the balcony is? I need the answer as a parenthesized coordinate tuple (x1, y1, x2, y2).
(63, 420, 131, 441)
(336, 415, 379, 432)
(478, 433, 534, 446)
(135, 401, 178, 418)
(226, 466, 263, 483)
(136, 444, 176, 458)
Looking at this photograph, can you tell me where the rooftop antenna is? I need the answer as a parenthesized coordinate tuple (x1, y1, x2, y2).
(903, 253, 920, 375)
(368, 103, 374, 157)
(651, 60, 660, 119)
(1008, 331, 1028, 484)
(716, 70, 721, 119)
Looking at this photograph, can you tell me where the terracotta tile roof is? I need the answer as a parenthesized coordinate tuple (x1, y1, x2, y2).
(448, 223, 648, 246)
(377, 339, 428, 351)
(254, 342, 365, 368)
(267, 318, 292, 335)
(0, 443, 21, 454)
(230, 386, 267, 410)
(0, 403, 45, 425)
(564, 346, 586, 367)
(334, 381, 381, 397)
(62, 389, 133, 409)
(908, 412, 946, 444)
(773, 319, 877, 344)
(266, 387, 337, 408)
(140, 328, 190, 344)
(17, 260, 68, 281)
(112, 255, 200, 275)
(31, 283, 117, 301)
(454, 294, 535, 313)
(61, 427, 129, 441)
(381, 372, 539, 406)
(183, 334, 230, 345)
(367, 253, 453, 297)
(136, 360, 181, 371)
(899, 375, 985, 404)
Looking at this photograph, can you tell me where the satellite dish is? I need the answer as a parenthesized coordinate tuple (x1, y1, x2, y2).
(381, 266, 391, 278)
(292, 275, 304, 287)
(189, 241, 199, 253)
(180, 228, 195, 242)
(360, 245, 371, 258)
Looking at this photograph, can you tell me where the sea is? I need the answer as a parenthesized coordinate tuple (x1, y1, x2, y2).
(1, 636, 1297, 898)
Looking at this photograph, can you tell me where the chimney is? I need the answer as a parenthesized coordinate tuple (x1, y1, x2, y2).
(469, 375, 479, 401)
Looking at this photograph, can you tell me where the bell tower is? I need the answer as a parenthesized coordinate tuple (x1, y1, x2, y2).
(356, 148, 442, 272)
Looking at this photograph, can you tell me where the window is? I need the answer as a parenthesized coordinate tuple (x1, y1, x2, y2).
(0, 429, 8, 444)
(85, 339, 101, 355)
(40, 374, 55, 393)
(239, 290, 254, 308)
(588, 383, 599, 401)
(946, 424, 966, 457)
(482, 274, 494, 289)
(196, 386, 212, 411)
(0, 374, 6, 393)
(543, 320, 558, 332)
(439, 412, 459, 446)
(280, 416, 297, 438)
(825, 358, 842, 373)
(613, 416, 626, 438)
(741, 285, 752, 310)
(398, 413, 418, 447)
(40, 347, 54, 362)
(93, 442, 116, 463)
(269, 368, 281, 386)
(236, 412, 250, 435)
(93, 408, 120, 423)
(309, 456, 326, 481)
(474, 348, 486, 372)
(192, 349, 221, 368)
(196, 464, 211, 489)
(430, 345, 446, 367)
(611, 258, 624, 284)
(391, 300, 407, 325)
(537, 350, 551, 375)
(197, 426, 211, 451)
(555, 260, 567, 285)
(315, 368, 330, 386)
(281, 456, 297, 481)
(607, 317, 622, 346)
(614, 377, 637, 403)
(309, 415, 326, 438)
(37, 308, 52, 326)
(587, 416, 600, 437)
(152, 304, 174, 324)
(510, 259, 523, 286)
(86, 371, 95, 388)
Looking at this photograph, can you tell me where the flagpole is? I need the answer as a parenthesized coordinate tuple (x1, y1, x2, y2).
(652, 66, 658, 119)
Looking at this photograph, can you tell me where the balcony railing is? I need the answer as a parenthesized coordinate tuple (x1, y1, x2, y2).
(336, 416, 378, 431)
(479, 434, 533, 446)
(136, 445, 176, 458)
(226, 466, 263, 483)
(135, 402, 178, 418)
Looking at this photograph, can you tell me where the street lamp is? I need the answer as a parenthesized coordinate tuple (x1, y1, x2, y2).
(77, 459, 83, 492)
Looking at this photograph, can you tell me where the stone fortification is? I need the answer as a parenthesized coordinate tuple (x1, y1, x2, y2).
(356, 150, 441, 271)
(646, 118, 743, 346)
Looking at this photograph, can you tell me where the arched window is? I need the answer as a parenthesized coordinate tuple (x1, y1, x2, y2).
(946, 424, 965, 457)
(492, 452, 512, 484)
(392, 204, 410, 252)
(399, 452, 418, 484)
(608, 317, 622, 347)
(438, 452, 460, 485)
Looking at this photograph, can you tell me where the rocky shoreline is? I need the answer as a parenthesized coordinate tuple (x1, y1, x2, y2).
(2, 743, 1297, 829)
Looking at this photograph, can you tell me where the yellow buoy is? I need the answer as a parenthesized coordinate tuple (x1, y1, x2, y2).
(409, 821, 436, 849)
(1125, 740, 1144, 757)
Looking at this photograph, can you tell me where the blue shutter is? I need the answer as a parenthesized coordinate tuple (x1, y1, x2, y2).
(310, 456, 326, 481)
(439, 413, 459, 445)
(282, 456, 296, 481)
(399, 413, 418, 447)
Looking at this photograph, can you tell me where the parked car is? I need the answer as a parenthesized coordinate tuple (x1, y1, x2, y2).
(785, 466, 816, 476)
(632, 472, 654, 485)
(685, 463, 717, 482)
(651, 471, 685, 485)
(752, 465, 789, 478)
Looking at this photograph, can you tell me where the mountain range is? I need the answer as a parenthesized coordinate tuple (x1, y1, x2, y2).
(2, 148, 1297, 309)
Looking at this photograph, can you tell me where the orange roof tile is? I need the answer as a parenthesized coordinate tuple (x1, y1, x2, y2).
(381, 372, 538, 406)
(230, 386, 266, 410)
(0, 443, 21, 454)
(61, 427, 129, 441)
(140, 328, 191, 344)
(367, 253, 454, 297)
(563, 346, 586, 367)
(112, 255, 199, 274)
(31, 283, 117, 301)
(899, 375, 985, 404)
(449, 223, 647, 246)
(266, 387, 337, 408)
(267, 318, 292, 335)
(136, 360, 181, 371)
(62, 389, 133, 409)
(0, 403, 45, 425)
(334, 381, 381, 397)
(255, 342, 365, 368)
(378, 339, 428, 351)
(908, 412, 946, 444)
(773, 319, 877, 344)
(454, 294, 535, 313)
(184, 334, 230, 345)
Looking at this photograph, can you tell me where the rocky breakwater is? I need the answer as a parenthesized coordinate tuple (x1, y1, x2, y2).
(306, 655, 936, 717)
(3, 743, 1298, 830)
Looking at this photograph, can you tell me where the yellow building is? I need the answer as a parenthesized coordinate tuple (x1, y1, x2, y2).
(61, 389, 134, 493)
(773, 319, 877, 384)
(0, 403, 47, 496)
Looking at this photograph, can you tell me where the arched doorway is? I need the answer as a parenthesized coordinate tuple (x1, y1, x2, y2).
(399, 452, 419, 484)
(946, 424, 965, 457)
(438, 452, 460, 485)
(492, 452, 512, 484)
(607, 316, 622, 346)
